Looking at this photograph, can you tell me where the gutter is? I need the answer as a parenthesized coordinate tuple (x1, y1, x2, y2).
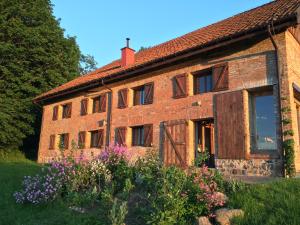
(35, 14, 298, 104)
(267, 23, 285, 177)
(100, 78, 113, 147)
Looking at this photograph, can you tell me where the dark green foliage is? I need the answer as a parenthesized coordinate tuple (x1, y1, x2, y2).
(0, 0, 81, 152)
(283, 129, 294, 137)
(283, 139, 296, 177)
(282, 118, 292, 125)
(80, 54, 98, 75)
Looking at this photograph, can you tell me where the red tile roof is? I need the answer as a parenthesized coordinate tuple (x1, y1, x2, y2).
(35, 0, 300, 102)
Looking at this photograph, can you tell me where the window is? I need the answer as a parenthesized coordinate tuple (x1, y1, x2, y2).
(81, 99, 88, 116)
(52, 106, 58, 121)
(62, 103, 72, 119)
(78, 131, 86, 149)
(194, 70, 213, 94)
(133, 82, 154, 105)
(93, 95, 106, 113)
(90, 130, 104, 148)
(250, 91, 277, 152)
(59, 133, 69, 149)
(132, 124, 153, 147)
(49, 135, 55, 150)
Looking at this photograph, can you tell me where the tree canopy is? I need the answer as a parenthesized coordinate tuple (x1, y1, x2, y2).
(0, 0, 96, 155)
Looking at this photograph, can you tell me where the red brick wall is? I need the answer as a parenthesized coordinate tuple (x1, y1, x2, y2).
(38, 32, 288, 169)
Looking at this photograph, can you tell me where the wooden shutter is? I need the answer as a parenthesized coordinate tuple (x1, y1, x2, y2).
(212, 62, 229, 91)
(143, 124, 153, 147)
(52, 106, 58, 120)
(173, 74, 187, 98)
(93, 97, 100, 113)
(81, 99, 88, 116)
(215, 91, 246, 159)
(67, 103, 72, 118)
(100, 94, 106, 112)
(97, 130, 104, 147)
(115, 127, 126, 145)
(49, 135, 55, 150)
(118, 89, 128, 108)
(64, 133, 69, 149)
(78, 131, 86, 148)
(144, 82, 154, 104)
(133, 89, 141, 105)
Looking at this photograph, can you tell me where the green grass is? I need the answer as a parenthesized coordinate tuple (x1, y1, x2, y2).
(0, 152, 106, 225)
(229, 179, 300, 225)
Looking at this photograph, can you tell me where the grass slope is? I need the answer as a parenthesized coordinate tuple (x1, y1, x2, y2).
(229, 179, 300, 225)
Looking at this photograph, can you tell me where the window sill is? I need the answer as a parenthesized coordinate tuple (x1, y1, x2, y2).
(250, 151, 280, 159)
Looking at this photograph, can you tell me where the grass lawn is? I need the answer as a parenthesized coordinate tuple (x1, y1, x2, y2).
(0, 153, 106, 225)
(1, 152, 300, 225)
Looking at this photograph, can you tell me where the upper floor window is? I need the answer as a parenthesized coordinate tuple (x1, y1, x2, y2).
(62, 103, 72, 119)
(93, 94, 106, 113)
(90, 130, 104, 148)
(132, 124, 153, 147)
(133, 82, 154, 105)
(59, 133, 69, 149)
(194, 70, 213, 94)
(52, 106, 58, 121)
(250, 90, 277, 152)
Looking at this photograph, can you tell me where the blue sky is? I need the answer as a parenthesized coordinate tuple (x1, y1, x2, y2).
(51, 0, 271, 68)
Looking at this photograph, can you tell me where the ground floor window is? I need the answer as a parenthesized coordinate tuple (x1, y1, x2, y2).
(90, 130, 104, 148)
(132, 126, 144, 146)
(250, 90, 277, 152)
(59, 133, 69, 149)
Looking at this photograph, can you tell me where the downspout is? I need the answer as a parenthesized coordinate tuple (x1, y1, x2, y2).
(101, 78, 113, 147)
(267, 23, 285, 177)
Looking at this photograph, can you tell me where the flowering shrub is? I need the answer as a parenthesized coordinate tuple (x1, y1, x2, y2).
(14, 161, 71, 204)
(100, 145, 131, 165)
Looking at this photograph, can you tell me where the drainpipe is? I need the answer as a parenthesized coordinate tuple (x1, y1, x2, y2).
(101, 78, 113, 147)
(267, 23, 285, 177)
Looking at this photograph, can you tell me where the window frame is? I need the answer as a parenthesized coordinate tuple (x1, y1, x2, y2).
(249, 88, 278, 154)
(133, 85, 145, 106)
(62, 103, 72, 119)
(59, 133, 69, 150)
(193, 69, 213, 95)
(90, 130, 103, 148)
(132, 126, 145, 146)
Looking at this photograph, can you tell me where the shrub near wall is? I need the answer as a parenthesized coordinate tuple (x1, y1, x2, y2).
(14, 145, 226, 225)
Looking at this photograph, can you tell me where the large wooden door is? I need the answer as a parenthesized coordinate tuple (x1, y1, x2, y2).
(161, 119, 187, 168)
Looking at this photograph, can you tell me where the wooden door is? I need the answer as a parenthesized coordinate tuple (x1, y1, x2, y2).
(161, 119, 187, 168)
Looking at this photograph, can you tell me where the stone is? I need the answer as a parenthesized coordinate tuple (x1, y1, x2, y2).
(215, 208, 244, 225)
(197, 216, 212, 225)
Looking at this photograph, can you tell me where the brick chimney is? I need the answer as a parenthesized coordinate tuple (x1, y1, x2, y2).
(121, 38, 135, 67)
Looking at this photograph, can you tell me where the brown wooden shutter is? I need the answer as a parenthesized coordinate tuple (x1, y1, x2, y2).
(133, 89, 141, 105)
(215, 91, 246, 159)
(100, 94, 106, 112)
(93, 97, 100, 113)
(173, 74, 187, 98)
(81, 99, 88, 116)
(64, 133, 69, 149)
(49, 135, 55, 150)
(144, 82, 154, 104)
(212, 62, 229, 91)
(115, 127, 126, 145)
(97, 130, 104, 147)
(52, 106, 58, 120)
(67, 103, 72, 118)
(78, 131, 86, 149)
(143, 124, 153, 147)
(118, 89, 128, 108)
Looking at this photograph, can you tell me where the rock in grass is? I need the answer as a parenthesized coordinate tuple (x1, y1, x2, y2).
(69, 206, 86, 214)
(215, 208, 244, 225)
(197, 216, 212, 225)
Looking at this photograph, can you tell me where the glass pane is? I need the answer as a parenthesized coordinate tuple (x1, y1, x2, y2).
(140, 88, 145, 104)
(254, 95, 277, 150)
(206, 74, 212, 92)
(199, 76, 206, 93)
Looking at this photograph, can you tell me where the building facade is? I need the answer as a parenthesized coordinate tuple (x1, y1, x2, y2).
(35, 0, 300, 177)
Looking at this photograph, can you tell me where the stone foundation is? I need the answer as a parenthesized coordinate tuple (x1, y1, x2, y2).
(215, 159, 283, 177)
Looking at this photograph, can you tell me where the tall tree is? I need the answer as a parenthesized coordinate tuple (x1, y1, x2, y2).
(0, 0, 82, 155)
(80, 54, 98, 75)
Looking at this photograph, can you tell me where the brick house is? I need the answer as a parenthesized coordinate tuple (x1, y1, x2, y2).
(34, 0, 300, 177)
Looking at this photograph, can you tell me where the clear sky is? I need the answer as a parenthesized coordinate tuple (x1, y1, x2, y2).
(51, 0, 271, 68)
